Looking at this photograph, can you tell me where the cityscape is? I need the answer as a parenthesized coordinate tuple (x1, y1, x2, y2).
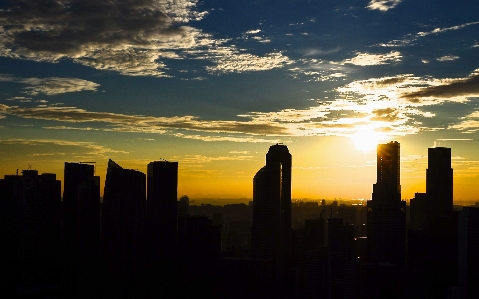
(1, 1, 479, 298)
(1, 142, 478, 298)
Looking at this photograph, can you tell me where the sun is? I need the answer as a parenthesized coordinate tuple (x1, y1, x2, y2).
(350, 128, 387, 152)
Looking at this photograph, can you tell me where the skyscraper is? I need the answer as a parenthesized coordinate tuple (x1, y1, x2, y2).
(367, 141, 406, 267)
(251, 144, 292, 262)
(426, 147, 453, 217)
(62, 162, 97, 296)
(0, 170, 62, 295)
(101, 159, 146, 296)
(146, 161, 178, 259)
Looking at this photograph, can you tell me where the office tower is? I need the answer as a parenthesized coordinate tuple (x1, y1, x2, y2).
(147, 161, 178, 259)
(62, 162, 97, 296)
(251, 144, 292, 261)
(0, 171, 61, 295)
(367, 141, 406, 267)
(426, 147, 453, 218)
(101, 159, 146, 296)
(328, 218, 355, 299)
(458, 207, 479, 299)
(77, 175, 101, 297)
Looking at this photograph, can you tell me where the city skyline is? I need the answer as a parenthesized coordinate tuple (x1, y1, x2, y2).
(1, 1, 479, 202)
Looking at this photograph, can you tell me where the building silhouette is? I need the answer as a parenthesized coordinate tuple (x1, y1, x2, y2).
(1, 170, 62, 296)
(407, 147, 459, 298)
(146, 161, 178, 260)
(251, 144, 292, 262)
(426, 147, 453, 219)
(328, 217, 355, 299)
(101, 159, 146, 297)
(459, 207, 479, 299)
(367, 141, 406, 267)
(62, 162, 101, 297)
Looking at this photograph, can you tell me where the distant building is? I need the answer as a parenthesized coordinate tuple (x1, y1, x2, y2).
(410, 192, 427, 229)
(367, 141, 406, 267)
(178, 195, 190, 217)
(251, 144, 292, 263)
(146, 160, 178, 259)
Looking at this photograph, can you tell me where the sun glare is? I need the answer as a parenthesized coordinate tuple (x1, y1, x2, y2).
(350, 128, 387, 152)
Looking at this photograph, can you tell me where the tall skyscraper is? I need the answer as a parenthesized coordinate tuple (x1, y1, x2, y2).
(62, 162, 97, 296)
(251, 144, 292, 262)
(367, 141, 406, 267)
(101, 159, 146, 296)
(426, 147, 453, 217)
(146, 161, 178, 259)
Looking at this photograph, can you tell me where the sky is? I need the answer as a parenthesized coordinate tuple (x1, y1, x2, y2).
(1, 0, 479, 203)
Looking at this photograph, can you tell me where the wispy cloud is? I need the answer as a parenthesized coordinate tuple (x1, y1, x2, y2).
(0, 74, 99, 95)
(0, 138, 128, 159)
(437, 55, 460, 62)
(342, 51, 402, 66)
(367, 0, 402, 11)
(379, 21, 479, 47)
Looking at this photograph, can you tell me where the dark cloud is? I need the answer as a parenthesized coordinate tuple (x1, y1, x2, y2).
(402, 74, 479, 101)
(1, 0, 186, 56)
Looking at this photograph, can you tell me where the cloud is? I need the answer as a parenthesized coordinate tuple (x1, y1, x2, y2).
(342, 51, 402, 66)
(0, 74, 99, 95)
(367, 0, 402, 11)
(4, 67, 478, 141)
(449, 110, 479, 133)
(205, 51, 293, 73)
(6, 96, 32, 102)
(244, 29, 262, 35)
(437, 55, 460, 62)
(0, 104, 289, 136)
(0, 138, 128, 158)
(0, 1, 291, 76)
(402, 73, 479, 101)
(379, 21, 479, 47)
(302, 48, 341, 57)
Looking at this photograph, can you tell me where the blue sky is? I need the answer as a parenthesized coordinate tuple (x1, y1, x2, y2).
(1, 0, 479, 202)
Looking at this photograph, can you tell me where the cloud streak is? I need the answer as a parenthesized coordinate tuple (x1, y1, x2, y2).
(379, 21, 479, 47)
(0, 74, 99, 95)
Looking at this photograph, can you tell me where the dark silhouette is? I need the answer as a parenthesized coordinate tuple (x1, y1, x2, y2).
(1, 143, 479, 299)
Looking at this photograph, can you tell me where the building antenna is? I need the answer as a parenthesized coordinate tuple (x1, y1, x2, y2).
(27, 164, 32, 170)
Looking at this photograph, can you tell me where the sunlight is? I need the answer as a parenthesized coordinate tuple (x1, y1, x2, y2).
(350, 128, 388, 152)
